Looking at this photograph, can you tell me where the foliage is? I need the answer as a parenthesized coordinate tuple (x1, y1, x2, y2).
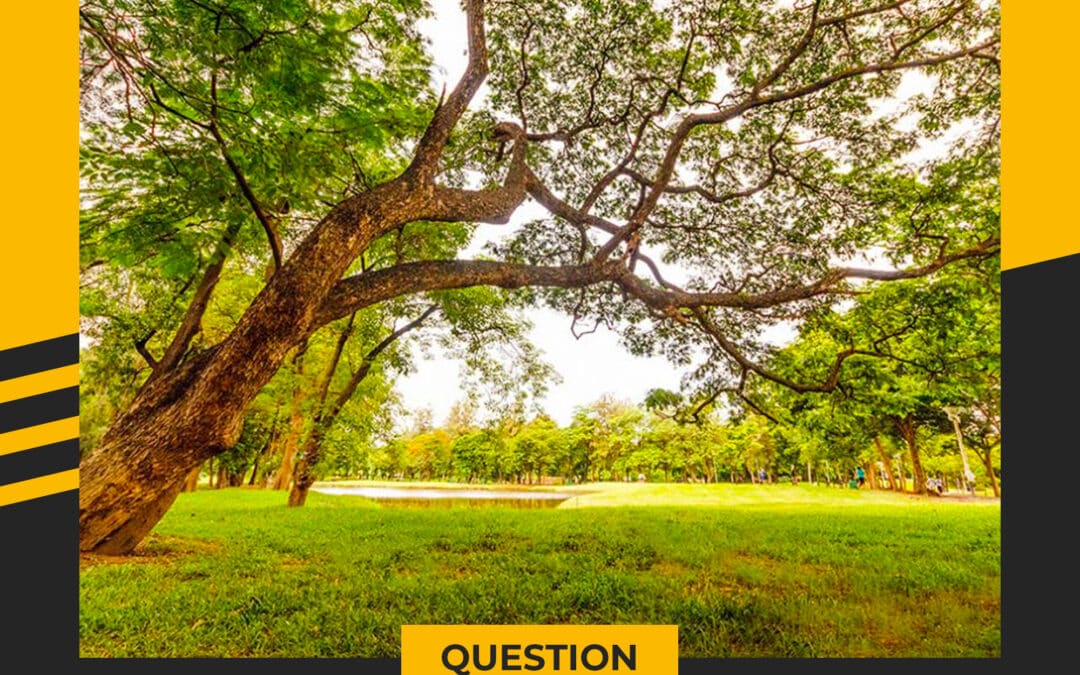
(756, 262, 1000, 491)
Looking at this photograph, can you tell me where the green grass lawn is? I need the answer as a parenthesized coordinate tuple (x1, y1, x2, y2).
(79, 482, 1000, 658)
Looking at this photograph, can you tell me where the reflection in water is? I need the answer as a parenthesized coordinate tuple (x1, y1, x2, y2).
(311, 485, 576, 508)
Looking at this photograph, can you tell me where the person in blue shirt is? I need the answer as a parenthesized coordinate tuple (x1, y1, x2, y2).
(856, 466, 866, 488)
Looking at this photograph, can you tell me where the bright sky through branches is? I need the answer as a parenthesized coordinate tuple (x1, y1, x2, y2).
(396, 0, 954, 430)
(397, 1, 689, 428)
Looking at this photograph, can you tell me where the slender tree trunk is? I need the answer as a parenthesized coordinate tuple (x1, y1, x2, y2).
(181, 464, 201, 492)
(282, 314, 356, 501)
(271, 398, 307, 490)
(248, 452, 261, 487)
(271, 342, 310, 491)
(945, 409, 976, 492)
(287, 306, 438, 507)
(287, 435, 320, 507)
(873, 436, 899, 491)
(271, 420, 304, 490)
(248, 427, 277, 487)
(977, 447, 1000, 497)
(896, 415, 926, 495)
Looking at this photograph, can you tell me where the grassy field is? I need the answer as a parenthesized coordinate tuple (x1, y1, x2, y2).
(79, 482, 1000, 658)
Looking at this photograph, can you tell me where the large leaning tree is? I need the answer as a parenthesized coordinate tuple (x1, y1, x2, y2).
(79, 0, 999, 553)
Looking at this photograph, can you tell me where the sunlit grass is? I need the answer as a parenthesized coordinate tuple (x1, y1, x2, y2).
(80, 484, 1000, 658)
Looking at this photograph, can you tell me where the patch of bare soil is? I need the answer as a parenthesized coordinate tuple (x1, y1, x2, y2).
(933, 493, 1000, 503)
(80, 534, 220, 569)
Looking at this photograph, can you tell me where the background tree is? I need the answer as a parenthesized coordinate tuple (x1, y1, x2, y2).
(760, 258, 999, 494)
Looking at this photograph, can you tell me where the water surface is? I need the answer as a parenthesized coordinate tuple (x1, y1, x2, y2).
(312, 485, 577, 508)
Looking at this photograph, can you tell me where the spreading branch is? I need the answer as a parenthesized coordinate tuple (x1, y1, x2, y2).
(407, 0, 491, 183)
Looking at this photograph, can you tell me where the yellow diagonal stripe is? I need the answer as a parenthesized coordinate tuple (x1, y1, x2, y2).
(0, 469, 79, 508)
(0, 364, 79, 403)
(0, 2, 78, 352)
(0, 417, 80, 457)
(1001, 2, 1080, 269)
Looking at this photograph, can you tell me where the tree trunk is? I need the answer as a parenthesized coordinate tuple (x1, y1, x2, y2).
(248, 424, 278, 487)
(287, 479, 311, 507)
(872, 436, 899, 491)
(977, 447, 1000, 497)
(896, 415, 926, 495)
(287, 431, 323, 507)
(79, 180, 420, 554)
(78, 357, 232, 554)
(271, 409, 306, 490)
(270, 344, 309, 491)
(945, 408, 976, 492)
(248, 452, 261, 487)
(181, 464, 201, 492)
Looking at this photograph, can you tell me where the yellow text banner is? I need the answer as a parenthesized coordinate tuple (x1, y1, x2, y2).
(402, 625, 678, 675)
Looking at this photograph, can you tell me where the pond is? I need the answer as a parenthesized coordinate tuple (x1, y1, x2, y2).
(311, 485, 579, 509)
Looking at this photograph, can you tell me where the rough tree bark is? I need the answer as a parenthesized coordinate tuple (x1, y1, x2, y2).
(895, 414, 927, 495)
(975, 445, 1000, 497)
(270, 343, 310, 491)
(873, 436, 899, 491)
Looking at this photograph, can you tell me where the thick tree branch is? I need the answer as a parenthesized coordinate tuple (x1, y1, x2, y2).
(316, 235, 997, 330)
(318, 259, 618, 327)
(407, 0, 490, 183)
(609, 236, 999, 314)
(421, 123, 530, 224)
